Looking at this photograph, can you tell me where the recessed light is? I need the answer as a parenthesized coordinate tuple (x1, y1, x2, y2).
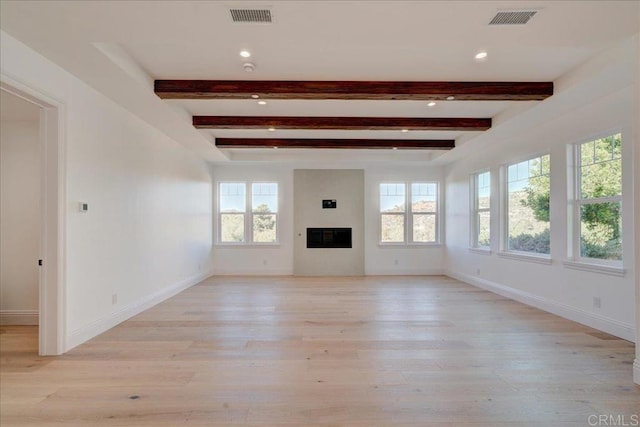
(240, 50, 251, 58)
(243, 62, 255, 72)
(251, 94, 260, 99)
(392, 147, 398, 150)
(258, 100, 267, 105)
(427, 101, 437, 107)
(446, 96, 455, 101)
(273, 146, 278, 149)
(401, 129, 409, 133)
(475, 51, 488, 61)
(268, 127, 276, 132)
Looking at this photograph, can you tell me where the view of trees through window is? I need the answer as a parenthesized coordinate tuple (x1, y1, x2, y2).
(219, 182, 278, 243)
(507, 155, 550, 254)
(577, 134, 622, 261)
(473, 171, 491, 248)
(219, 182, 245, 243)
(252, 183, 278, 243)
(380, 182, 437, 244)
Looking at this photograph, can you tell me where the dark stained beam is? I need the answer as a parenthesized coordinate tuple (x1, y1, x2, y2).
(155, 80, 553, 101)
(193, 116, 491, 131)
(215, 138, 455, 150)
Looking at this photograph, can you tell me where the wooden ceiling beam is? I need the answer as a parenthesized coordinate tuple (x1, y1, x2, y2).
(215, 138, 455, 150)
(156, 80, 553, 101)
(193, 116, 491, 131)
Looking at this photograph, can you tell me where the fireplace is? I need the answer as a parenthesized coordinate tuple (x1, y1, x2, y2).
(306, 228, 352, 248)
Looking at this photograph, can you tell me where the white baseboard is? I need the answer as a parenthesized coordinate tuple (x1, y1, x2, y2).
(634, 359, 640, 385)
(0, 310, 39, 325)
(212, 269, 293, 276)
(65, 270, 212, 351)
(365, 268, 444, 276)
(446, 270, 635, 342)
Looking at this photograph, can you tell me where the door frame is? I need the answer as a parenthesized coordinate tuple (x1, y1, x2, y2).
(1, 74, 66, 355)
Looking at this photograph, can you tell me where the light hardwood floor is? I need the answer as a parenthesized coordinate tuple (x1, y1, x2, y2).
(1, 275, 638, 426)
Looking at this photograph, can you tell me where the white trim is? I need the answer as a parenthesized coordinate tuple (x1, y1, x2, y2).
(563, 260, 626, 277)
(213, 269, 293, 276)
(1, 73, 67, 356)
(468, 247, 492, 255)
(65, 271, 212, 351)
(378, 243, 442, 248)
(0, 310, 39, 325)
(497, 251, 552, 265)
(365, 268, 444, 276)
(446, 270, 635, 342)
(634, 359, 640, 385)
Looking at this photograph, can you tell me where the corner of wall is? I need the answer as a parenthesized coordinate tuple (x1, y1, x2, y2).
(445, 269, 636, 343)
(65, 270, 213, 351)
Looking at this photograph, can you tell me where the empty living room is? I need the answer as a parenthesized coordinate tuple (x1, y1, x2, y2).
(1, 1, 639, 425)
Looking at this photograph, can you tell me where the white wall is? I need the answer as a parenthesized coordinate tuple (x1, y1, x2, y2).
(1, 32, 213, 350)
(632, 33, 640, 384)
(365, 165, 445, 275)
(211, 164, 294, 275)
(444, 37, 638, 342)
(294, 169, 364, 276)
(211, 162, 445, 276)
(0, 118, 40, 325)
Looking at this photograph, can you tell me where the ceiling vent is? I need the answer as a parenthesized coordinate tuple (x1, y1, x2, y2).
(230, 9, 272, 23)
(489, 10, 537, 25)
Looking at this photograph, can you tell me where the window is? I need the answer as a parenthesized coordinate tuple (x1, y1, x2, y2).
(380, 183, 405, 243)
(219, 182, 246, 243)
(506, 154, 550, 255)
(411, 183, 438, 243)
(472, 171, 491, 248)
(380, 182, 438, 244)
(218, 182, 278, 244)
(252, 182, 278, 243)
(575, 134, 622, 262)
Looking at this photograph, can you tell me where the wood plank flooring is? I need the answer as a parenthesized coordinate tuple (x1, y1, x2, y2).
(1, 275, 638, 426)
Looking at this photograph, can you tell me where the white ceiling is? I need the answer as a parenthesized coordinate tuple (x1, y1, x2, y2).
(1, 1, 638, 164)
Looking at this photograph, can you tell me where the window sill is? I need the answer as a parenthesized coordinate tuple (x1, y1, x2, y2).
(563, 260, 626, 277)
(216, 243, 280, 248)
(497, 251, 552, 265)
(468, 247, 492, 256)
(378, 243, 442, 248)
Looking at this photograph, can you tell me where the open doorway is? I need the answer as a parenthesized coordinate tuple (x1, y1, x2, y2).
(0, 91, 41, 337)
(0, 80, 64, 356)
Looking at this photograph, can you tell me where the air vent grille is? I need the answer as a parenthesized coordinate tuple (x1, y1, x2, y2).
(230, 9, 272, 23)
(489, 10, 537, 25)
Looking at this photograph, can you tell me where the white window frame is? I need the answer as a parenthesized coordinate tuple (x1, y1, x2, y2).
(379, 181, 440, 245)
(218, 181, 247, 244)
(570, 133, 622, 267)
(217, 181, 279, 245)
(379, 182, 407, 244)
(470, 170, 491, 250)
(250, 182, 279, 245)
